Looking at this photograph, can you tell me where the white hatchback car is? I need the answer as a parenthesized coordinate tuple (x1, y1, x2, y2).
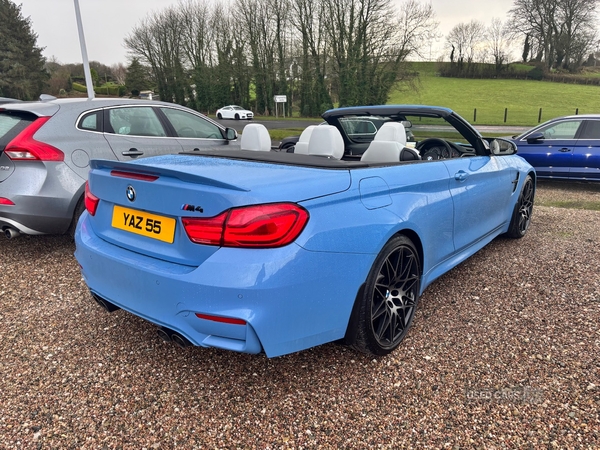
(216, 105, 254, 120)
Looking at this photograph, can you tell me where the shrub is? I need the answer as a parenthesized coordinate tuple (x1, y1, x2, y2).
(527, 66, 544, 81)
(72, 82, 87, 93)
(71, 82, 126, 96)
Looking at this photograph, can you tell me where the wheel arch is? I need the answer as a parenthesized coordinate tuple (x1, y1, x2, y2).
(395, 228, 424, 274)
(341, 228, 424, 347)
(528, 170, 537, 190)
(65, 182, 86, 235)
(68, 182, 86, 217)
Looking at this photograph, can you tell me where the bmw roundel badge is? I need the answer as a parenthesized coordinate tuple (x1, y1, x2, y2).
(126, 185, 136, 202)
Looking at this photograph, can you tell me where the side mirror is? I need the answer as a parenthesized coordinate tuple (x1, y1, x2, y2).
(490, 138, 517, 155)
(526, 132, 544, 144)
(401, 120, 412, 129)
(225, 127, 237, 140)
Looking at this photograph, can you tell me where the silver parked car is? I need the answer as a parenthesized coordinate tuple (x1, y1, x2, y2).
(0, 96, 238, 237)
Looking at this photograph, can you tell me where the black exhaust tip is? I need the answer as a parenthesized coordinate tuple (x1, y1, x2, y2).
(156, 327, 192, 348)
(171, 333, 192, 348)
(91, 293, 120, 313)
(156, 327, 172, 342)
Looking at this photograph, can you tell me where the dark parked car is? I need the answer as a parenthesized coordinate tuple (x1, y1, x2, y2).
(0, 96, 238, 238)
(510, 114, 600, 181)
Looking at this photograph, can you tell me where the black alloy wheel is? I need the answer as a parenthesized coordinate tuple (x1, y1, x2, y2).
(351, 235, 421, 356)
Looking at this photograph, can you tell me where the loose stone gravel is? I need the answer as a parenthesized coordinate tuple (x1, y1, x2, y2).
(0, 181, 598, 449)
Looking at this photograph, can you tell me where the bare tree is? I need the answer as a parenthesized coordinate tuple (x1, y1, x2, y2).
(211, 2, 252, 109)
(395, 0, 440, 60)
(124, 6, 186, 104)
(110, 63, 127, 85)
(122, 0, 443, 115)
(509, 0, 598, 71)
(290, 0, 332, 115)
(232, 0, 277, 114)
(446, 20, 486, 70)
(486, 18, 512, 72)
(320, 0, 435, 106)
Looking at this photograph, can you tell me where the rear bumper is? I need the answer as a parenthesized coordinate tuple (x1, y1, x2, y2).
(0, 196, 73, 234)
(0, 161, 81, 235)
(74, 215, 374, 357)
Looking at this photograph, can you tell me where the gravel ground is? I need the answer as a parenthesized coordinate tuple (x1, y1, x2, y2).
(0, 181, 599, 449)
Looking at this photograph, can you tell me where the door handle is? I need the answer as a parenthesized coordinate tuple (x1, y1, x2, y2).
(454, 171, 468, 181)
(122, 148, 144, 157)
(558, 148, 571, 152)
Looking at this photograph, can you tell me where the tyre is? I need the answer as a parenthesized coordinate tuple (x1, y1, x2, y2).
(506, 174, 534, 238)
(67, 195, 85, 239)
(349, 235, 421, 356)
(234, 114, 240, 120)
(217, 113, 222, 119)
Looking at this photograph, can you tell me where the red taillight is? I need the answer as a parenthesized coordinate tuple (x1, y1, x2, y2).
(84, 182, 99, 216)
(4, 117, 64, 161)
(182, 211, 228, 245)
(225, 204, 309, 247)
(0, 198, 15, 205)
(195, 313, 247, 325)
(182, 203, 309, 248)
(110, 170, 159, 181)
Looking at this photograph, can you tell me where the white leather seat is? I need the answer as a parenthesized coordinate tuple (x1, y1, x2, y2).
(240, 123, 271, 151)
(307, 125, 344, 159)
(360, 140, 402, 163)
(293, 125, 316, 155)
(361, 122, 420, 163)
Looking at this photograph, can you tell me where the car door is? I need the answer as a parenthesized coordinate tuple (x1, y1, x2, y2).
(516, 119, 583, 178)
(221, 106, 233, 119)
(571, 119, 600, 180)
(102, 106, 182, 160)
(443, 155, 516, 252)
(157, 107, 232, 152)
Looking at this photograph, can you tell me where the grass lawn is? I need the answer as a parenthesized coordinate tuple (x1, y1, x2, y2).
(262, 62, 600, 138)
(391, 63, 600, 126)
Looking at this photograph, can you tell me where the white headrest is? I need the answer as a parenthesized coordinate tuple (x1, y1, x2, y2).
(294, 142, 309, 155)
(294, 125, 317, 155)
(374, 122, 407, 145)
(307, 125, 344, 159)
(240, 123, 271, 151)
(298, 125, 317, 143)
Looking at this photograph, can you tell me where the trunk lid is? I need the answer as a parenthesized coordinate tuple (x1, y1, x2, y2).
(85, 154, 351, 266)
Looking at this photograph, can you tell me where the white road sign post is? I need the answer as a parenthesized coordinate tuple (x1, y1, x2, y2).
(274, 95, 287, 118)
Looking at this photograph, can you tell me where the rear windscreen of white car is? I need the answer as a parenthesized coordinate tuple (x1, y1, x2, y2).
(0, 112, 36, 151)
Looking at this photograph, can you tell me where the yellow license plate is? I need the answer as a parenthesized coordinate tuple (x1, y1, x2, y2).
(111, 205, 176, 243)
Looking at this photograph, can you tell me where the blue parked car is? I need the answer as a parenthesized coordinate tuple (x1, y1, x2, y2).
(74, 105, 536, 358)
(511, 114, 600, 181)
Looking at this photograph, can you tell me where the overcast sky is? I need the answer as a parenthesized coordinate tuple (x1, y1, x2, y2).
(18, 0, 516, 66)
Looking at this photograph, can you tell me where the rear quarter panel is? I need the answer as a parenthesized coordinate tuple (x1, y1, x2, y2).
(297, 162, 456, 292)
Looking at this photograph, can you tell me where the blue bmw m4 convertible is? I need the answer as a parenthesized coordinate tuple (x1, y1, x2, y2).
(75, 105, 536, 358)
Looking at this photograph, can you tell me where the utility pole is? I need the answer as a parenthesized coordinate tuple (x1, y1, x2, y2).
(74, 0, 95, 99)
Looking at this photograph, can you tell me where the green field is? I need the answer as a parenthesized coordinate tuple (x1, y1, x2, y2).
(262, 62, 600, 138)
(391, 62, 600, 126)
